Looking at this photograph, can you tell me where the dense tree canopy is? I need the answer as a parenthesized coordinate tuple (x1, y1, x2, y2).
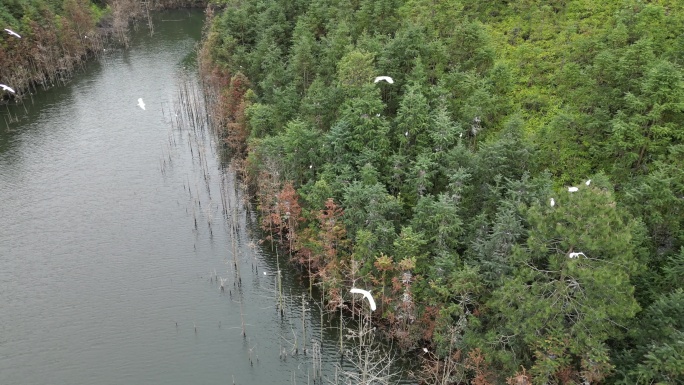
(201, 0, 684, 382)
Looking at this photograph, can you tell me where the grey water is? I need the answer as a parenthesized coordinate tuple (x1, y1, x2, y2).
(0, 10, 414, 385)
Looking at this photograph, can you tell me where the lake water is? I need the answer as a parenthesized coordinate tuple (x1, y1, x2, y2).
(1, 9, 416, 385)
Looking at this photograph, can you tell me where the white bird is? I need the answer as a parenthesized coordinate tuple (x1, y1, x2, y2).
(585, 179, 591, 186)
(1, 84, 15, 94)
(373, 76, 394, 84)
(137, 98, 145, 110)
(422, 347, 429, 353)
(350, 287, 376, 311)
(550, 198, 555, 207)
(4, 28, 21, 38)
(568, 186, 579, 192)
(568, 252, 586, 259)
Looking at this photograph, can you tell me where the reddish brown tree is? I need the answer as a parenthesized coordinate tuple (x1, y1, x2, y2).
(276, 182, 303, 252)
(221, 73, 251, 153)
(317, 198, 347, 267)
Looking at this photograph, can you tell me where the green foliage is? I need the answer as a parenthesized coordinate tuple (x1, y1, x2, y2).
(393, 83, 431, 158)
(410, 193, 463, 267)
(616, 288, 684, 384)
(246, 102, 277, 137)
(89, 3, 108, 23)
(636, 335, 684, 384)
(202, 0, 684, 381)
(470, 201, 523, 288)
(336, 49, 376, 90)
(488, 176, 642, 382)
(287, 17, 319, 93)
(343, 179, 401, 254)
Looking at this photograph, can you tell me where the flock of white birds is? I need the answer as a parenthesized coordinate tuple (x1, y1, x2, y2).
(5, 21, 591, 281)
(549, 179, 593, 259)
(7, 22, 591, 300)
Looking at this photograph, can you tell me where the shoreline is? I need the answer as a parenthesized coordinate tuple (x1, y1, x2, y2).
(0, 0, 208, 105)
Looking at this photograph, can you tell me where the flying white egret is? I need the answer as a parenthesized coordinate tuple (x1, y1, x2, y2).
(350, 287, 376, 311)
(373, 76, 394, 84)
(585, 179, 591, 186)
(568, 252, 586, 259)
(1, 84, 16, 94)
(550, 198, 555, 207)
(4, 28, 21, 38)
(137, 98, 145, 110)
(568, 186, 579, 192)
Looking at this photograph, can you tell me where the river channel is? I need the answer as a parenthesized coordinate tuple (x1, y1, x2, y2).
(0, 9, 413, 385)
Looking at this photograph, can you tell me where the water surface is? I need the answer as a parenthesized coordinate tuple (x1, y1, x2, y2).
(0, 10, 359, 385)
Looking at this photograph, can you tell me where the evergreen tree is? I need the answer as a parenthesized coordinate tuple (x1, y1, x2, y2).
(488, 175, 642, 383)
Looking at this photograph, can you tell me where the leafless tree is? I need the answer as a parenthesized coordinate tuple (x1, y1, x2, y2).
(330, 310, 400, 385)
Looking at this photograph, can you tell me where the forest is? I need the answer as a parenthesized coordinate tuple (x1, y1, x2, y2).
(3, 0, 682, 383)
(199, 0, 683, 383)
